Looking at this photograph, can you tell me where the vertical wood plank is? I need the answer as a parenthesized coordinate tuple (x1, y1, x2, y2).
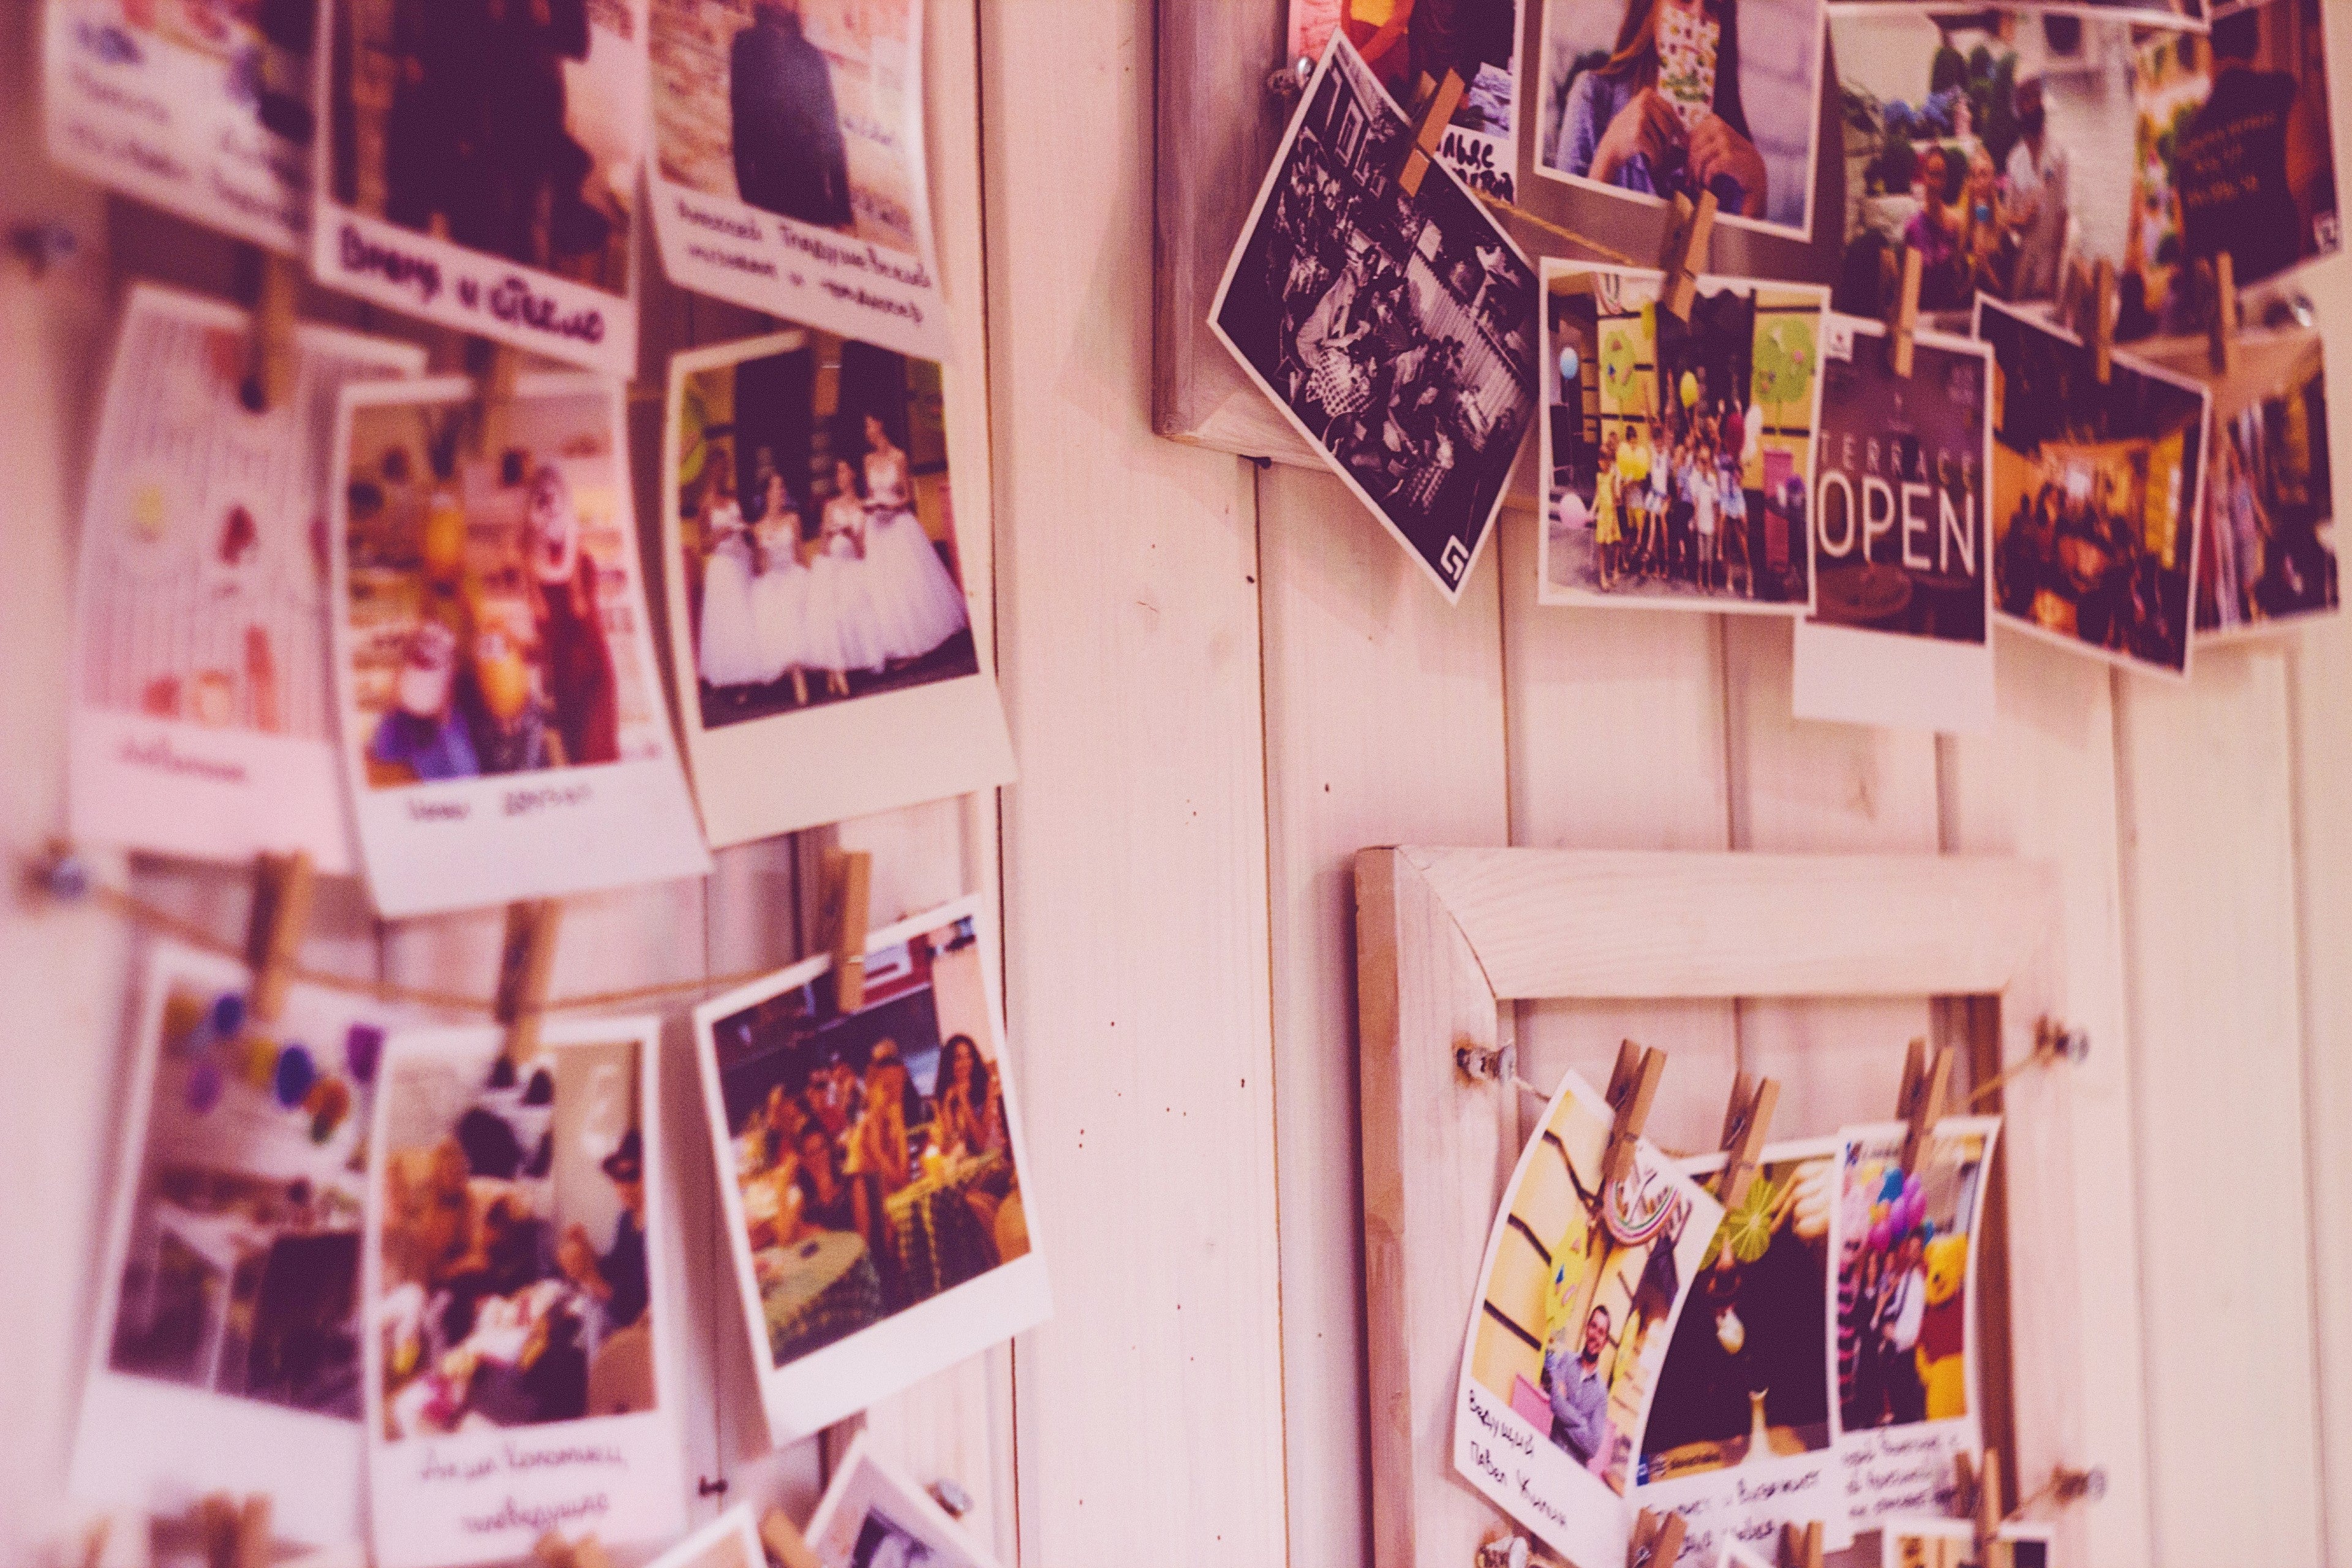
(2114, 646, 2324, 1568)
(982, 0, 1288, 1560)
(1257, 462, 1509, 1568)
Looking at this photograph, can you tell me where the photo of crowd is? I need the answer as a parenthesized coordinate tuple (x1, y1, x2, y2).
(1542, 264, 1823, 609)
(651, 0, 924, 254)
(708, 914, 1028, 1375)
(374, 1036, 657, 1436)
(342, 385, 667, 785)
(1833, 1122, 1994, 1438)
(1286, 0, 1523, 195)
(1212, 33, 1539, 599)
(1536, 0, 1826, 238)
(1832, 1, 2337, 330)
(1977, 297, 2209, 675)
(328, 0, 640, 290)
(673, 330, 973, 730)
(103, 964, 385, 1421)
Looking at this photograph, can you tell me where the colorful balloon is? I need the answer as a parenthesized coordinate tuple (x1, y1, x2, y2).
(1559, 345, 1581, 383)
(186, 1059, 224, 1114)
(345, 1024, 384, 1085)
(1679, 371, 1700, 409)
(209, 992, 246, 1040)
(274, 1043, 317, 1108)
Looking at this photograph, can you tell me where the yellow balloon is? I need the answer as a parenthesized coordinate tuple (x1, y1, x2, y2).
(1680, 371, 1700, 409)
(243, 1034, 280, 1090)
(421, 491, 468, 582)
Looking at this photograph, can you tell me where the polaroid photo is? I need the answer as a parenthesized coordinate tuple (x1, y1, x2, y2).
(694, 895, 1048, 1447)
(1997, 1520, 2055, 1567)
(1716, 1546, 1775, 1568)
(1828, 2, 2204, 24)
(1532, 0, 1828, 242)
(1284, 0, 1529, 199)
(805, 1431, 1003, 1568)
(328, 372, 710, 917)
(1208, 31, 1542, 604)
(1631, 1140, 1852, 1567)
(43, 0, 314, 252)
(363, 1017, 683, 1568)
(1537, 262, 1827, 612)
(1831, 1117, 2002, 1535)
(1879, 1517, 1975, 1568)
(1974, 294, 2211, 679)
(646, 0, 950, 362)
(68, 284, 424, 874)
(69, 943, 399, 1546)
(645, 1506, 764, 1568)
(661, 328, 1012, 847)
(2136, 322, 2337, 638)
(309, 0, 644, 374)
(1792, 316, 1996, 735)
(1454, 1068, 1726, 1568)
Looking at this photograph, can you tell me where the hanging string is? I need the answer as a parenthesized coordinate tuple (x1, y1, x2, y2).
(1474, 192, 1644, 270)
(1968, 1038, 2062, 1107)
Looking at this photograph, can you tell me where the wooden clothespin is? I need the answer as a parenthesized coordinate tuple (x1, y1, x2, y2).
(759, 1507, 823, 1568)
(239, 251, 301, 413)
(469, 341, 523, 462)
(2207, 251, 2239, 377)
(496, 899, 564, 1065)
(531, 1530, 612, 1568)
(1716, 1071, 1779, 1209)
(1953, 1450, 2008, 1568)
(1603, 1040, 1667, 1186)
(2055, 258, 2087, 333)
(2090, 259, 2116, 386)
(1657, 191, 1718, 324)
(823, 848, 873, 1014)
(1395, 69, 1466, 198)
(1626, 1507, 1686, 1568)
(1896, 1036, 1953, 1175)
(196, 1492, 271, 1568)
(1886, 245, 1923, 379)
(244, 850, 314, 1025)
(1778, 1520, 1823, 1568)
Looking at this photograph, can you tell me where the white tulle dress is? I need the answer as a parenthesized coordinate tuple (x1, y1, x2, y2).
(696, 502, 767, 688)
(861, 446, 970, 660)
(807, 495, 888, 675)
(749, 514, 813, 682)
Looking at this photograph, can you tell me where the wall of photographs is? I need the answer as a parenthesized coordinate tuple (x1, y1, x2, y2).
(9, 3, 2352, 1568)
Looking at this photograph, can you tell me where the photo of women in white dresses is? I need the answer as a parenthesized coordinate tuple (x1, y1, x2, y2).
(673, 328, 976, 728)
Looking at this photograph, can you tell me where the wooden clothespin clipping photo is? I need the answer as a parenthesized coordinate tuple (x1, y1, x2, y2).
(1716, 1071, 1779, 1208)
(1395, 69, 1466, 198)
(469, 340, 523, 462)
(1885, 245, 1923, 380)
(2090, 259, 2117, 386)
(244, 850, 314, 1025)
(823, 848, 873, 1013)
(758, 1508, 822, 1568)
(197, 1492, 273, 1568)
(239, 250, 301, 414)
(2206, 250, 2240, 377)
(1778, 1518, 1823, 1568)
(1603, 1039, 1667, 1185)
(1657, 190, 1718, 323)
(530, 1529, 611, 1568)
(1626, 1506, 1686, 1568)
(496, 898, 564, 1064)
(1896, 1037, 1953, 1175)
(1953, 1449, 2009, 1568)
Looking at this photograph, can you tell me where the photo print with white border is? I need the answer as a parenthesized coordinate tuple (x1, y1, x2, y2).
(363, 1018, 684, 1568)
(647, 0, 951, 363)
(1826, 1, 2204, 24)
(804, 1431, 1005, 1568)
(1831, 1117, 2001, 1535)
(70, 284, 424, 875)
(309, 0, 646, 375)
(328, 372, 710, 917)
(1537, 260, 1828, 613)
(661, 328, 1013, 847)
(1874, 1513, 2056, 1568)
(1455, 1068, 1725, 1568)
(45, 0, 315, 252)
(1285, 0, 1529, 199)
(644, 1504, 765, 1568)
(1533, 0, 1830, 241)
(1209, 31, 1541, 604)
(1792, 316, 1996, 735)
(693, 894, 1049, 1447)
(69, 943, 401, 1547)
(1975, 294, 2211, 679)
(1632, 1139, 1852, 1568)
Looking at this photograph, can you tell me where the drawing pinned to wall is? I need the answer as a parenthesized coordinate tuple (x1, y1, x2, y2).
(1287, 0, 1527, 198)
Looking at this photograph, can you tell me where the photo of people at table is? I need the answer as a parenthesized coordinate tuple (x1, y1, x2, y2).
(709, 914, 1027, 1372)
(374, 1036, 657, 1434)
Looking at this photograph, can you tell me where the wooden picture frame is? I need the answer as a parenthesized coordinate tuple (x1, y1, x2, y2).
(1355, 848, 2082, 1566)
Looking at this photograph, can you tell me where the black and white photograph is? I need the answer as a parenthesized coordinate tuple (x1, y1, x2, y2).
(1209, 32, 1540, 603)
(804, 1431, 1004, 1568)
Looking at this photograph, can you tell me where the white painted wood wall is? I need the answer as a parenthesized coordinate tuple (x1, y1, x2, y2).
(6, 3, 2352, 1566)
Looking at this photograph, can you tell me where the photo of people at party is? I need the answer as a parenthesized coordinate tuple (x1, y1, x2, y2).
(1833, 2, 2336, 330)
(1536, 0, 1826, 237)
(1286, 0, 1524, 196)
(327, 0, 639, 289)
(709, 914, 1028, 1374)
(1542, 264, 1823, 609)
(342, 386, 669, 785)
(807, 1438, 994, 1568)
(102, 961, 385, 1420)
(1977, 297, 2210, 675)
(651, 0, 924, 254)
(374, 1036, 657, 1435)
(1834, 1121, 1995, 1438)
(673, 331, 973, 729)
(1212, 33, 1539, 599)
